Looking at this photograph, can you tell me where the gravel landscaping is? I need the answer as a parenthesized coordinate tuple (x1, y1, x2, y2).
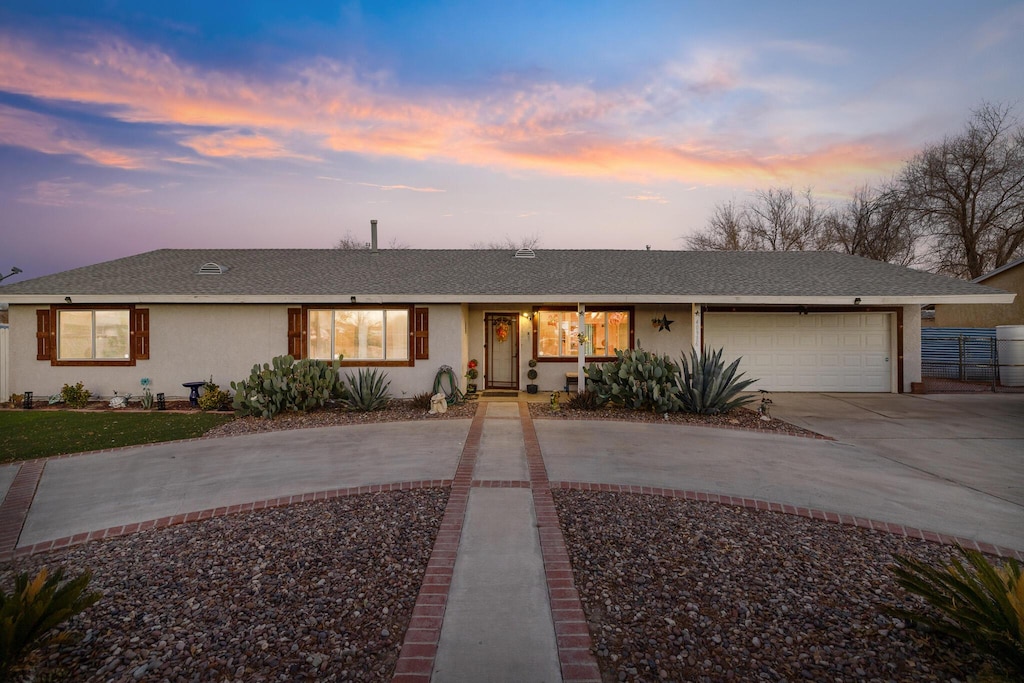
(204, 400, 477, 439)
(1, 489, 448, 682)
(554, 489, 994, 683)
(529, 402, 826, 439)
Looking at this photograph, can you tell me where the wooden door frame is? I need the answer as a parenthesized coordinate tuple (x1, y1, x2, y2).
(484, 312, 520, 390)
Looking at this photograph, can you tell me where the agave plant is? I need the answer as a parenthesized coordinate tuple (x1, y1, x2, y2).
(341, 368, 392, 411)
(888, 547, 1024, 676)
(0, 567, 102, 679)
(677, 347, 757, 415)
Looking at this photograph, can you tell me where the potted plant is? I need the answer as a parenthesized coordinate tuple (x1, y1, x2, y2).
(526, 359, 539, 394)
(465, 359, 479, 394)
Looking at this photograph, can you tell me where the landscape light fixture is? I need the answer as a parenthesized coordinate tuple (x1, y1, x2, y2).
(0, 266, 22, 283)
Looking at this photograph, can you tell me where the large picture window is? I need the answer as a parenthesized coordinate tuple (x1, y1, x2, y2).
(58, 310, 130, 360)
(38, 305, 148, 366)
(307, 308, 410, 363)
(535, 308, 632, 360)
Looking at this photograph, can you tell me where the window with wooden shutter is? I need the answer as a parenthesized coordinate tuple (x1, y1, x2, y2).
(414, 307, 429, 359)
(133, 308, 150, 360)
(287, 307, 304, 359)
(36, 309, 53, 361)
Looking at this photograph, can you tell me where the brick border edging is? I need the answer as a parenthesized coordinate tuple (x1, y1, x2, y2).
(520, 402, 603, 683)
(0, 460, 46, 562)
(550, 481, 1024, 562)
(391, 401, 487, 682)
(8, 479, 452, 561)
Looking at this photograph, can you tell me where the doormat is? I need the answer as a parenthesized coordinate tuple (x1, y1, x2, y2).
(480, 390, 519, 397)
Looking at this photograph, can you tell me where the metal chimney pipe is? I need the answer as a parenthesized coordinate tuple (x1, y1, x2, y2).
(370, 219, 378, 252)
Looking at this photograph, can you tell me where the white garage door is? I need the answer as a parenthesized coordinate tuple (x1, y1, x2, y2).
(703, 313, 892, 392)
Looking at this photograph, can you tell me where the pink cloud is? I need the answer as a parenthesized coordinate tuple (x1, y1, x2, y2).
(0, 31, 910, 188)
(0, 103, 147, 169)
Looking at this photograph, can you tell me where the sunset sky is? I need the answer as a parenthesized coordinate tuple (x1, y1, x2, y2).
(1, 1, 1023, 281)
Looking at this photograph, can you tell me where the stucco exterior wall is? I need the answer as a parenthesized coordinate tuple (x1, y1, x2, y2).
(934, 265, 1023, 327)
(901, 305, 921, 391)
(9, 303, 466, 400)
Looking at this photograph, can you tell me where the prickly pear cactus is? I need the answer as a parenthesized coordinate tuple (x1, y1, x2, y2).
(584, 346, 681, 413)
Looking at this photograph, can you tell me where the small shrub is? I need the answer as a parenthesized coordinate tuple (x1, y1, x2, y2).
(341, 368, 392, 412)
(887, 547, 1023, 677)
(0, 567, 102, 680)
(565, 390, 600, 410)
(7, 394, 23, 409)
(527, 368, 539, 381)
(677, 347, 757, 415)
(584, 346, 681, 413)
(197, 377, 231, 411)
(59, 382, 90, 409)
(410, 391, 433, 411)
(231, 355, 345, 418)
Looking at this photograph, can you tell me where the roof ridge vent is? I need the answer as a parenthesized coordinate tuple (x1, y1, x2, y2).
(197, 262, 228, 275)
(514, 248, 536, 259)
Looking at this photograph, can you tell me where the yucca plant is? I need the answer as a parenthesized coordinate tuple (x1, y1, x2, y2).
(677, 347, 757, 415)
(410, 391, 433, 411)
(341, 368, 392, 411)
(888, 547, 1023, 677)
(565, 390, 601, 411)
(0, 567, 102, 679)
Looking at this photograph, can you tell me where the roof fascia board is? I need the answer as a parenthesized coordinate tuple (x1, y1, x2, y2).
(2, 293, 1015, 305)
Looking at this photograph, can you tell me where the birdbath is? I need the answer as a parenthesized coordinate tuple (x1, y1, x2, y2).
(182, 381, 205, 407)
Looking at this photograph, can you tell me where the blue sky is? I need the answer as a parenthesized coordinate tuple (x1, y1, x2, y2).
(1, 1, 1022, 281)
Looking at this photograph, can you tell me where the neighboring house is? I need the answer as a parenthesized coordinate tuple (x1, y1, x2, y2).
(933, 256, 1024, 328)
(0, 248, 1014, 399)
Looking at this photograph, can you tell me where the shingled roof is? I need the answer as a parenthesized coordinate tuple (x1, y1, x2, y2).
(0, 248, 1013, 304)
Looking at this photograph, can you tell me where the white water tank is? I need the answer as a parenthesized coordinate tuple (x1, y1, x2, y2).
(997, 325, 1024, 387)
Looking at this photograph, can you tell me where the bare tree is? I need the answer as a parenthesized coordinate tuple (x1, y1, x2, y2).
(823, 184, 919, 266)
(687, 201, 755, 250)
(334, 230, 367, 250)
(685, 187, 826, 251)
(471, 233, 542, 249)
(902, 102, 1024, 278)
(334, 230, 409, 249)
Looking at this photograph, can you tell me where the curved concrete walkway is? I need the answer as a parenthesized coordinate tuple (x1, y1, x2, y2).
(1, 393, 1022, 682)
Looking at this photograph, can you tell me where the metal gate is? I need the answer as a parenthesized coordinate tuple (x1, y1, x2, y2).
(921, 327, 1024, 392)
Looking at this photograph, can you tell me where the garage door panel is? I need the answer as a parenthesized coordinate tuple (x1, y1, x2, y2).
(704, 313, 891, 392)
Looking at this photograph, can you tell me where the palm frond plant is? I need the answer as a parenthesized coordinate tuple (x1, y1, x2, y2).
(341, 368, 392, 412)
(677, 347, 757, 415)
(887, 547, 1023, 677)
(0, 567, 102, 679)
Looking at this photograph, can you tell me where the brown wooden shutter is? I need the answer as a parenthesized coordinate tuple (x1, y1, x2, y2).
(414, 307, 429, 360)
(36, 309, 54, 361)
(287, 307, 304, 359)
(133, 308, 150, 360)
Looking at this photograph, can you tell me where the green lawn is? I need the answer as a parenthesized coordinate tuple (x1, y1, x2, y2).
(0, 411, 233, 463)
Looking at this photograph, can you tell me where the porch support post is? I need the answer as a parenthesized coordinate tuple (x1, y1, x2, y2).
(692, 303, 702, 353)
(578, 303, 586, 391)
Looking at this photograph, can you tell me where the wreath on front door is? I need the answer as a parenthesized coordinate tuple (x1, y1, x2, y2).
(495, 320, 510, 342)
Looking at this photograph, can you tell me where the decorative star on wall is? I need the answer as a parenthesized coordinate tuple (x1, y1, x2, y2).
(655, 314, 674, 331)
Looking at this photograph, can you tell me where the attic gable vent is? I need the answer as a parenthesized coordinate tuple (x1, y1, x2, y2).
(196, 262, 228, 275)
(514, 248, 536, 259)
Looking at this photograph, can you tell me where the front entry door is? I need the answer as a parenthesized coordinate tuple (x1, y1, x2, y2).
(485, 313, 519, 389)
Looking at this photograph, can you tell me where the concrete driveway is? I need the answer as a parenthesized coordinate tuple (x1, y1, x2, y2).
(3, 393, 1023, 556)
(537, 392, 1024, 551)
(769, 393, 1024, 508)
